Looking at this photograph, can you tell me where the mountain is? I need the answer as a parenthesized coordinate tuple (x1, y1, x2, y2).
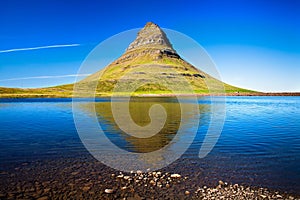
(76, 22, 252, 96)
(0, 22, 257, 98)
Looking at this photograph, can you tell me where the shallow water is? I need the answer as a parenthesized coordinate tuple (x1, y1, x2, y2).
(0, 96, 299, 193)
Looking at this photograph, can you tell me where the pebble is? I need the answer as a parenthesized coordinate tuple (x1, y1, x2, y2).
(149, 180, 155, 185)
(170, 174, 181, 178)
(37, 196, 49, 200)
(233, 183, 239, 189)
(43, 188, 50, 193)
(260, 194, 267, 198)
(104, 189, 114, 194)
(82, 186, 90, 192)
(117, 174, 124, 178)
(218, 180, 224, 186)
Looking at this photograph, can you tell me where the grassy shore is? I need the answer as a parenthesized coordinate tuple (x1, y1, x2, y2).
(0, 90, 299, 98)
(1, 84, 299, 99)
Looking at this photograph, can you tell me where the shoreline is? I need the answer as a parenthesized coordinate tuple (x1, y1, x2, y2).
(0, 92, 300, 99)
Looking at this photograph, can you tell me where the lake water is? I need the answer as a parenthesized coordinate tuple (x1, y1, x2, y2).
(0, 96, 299, 194)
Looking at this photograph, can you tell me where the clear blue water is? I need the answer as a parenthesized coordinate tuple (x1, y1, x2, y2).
(0, 96, 299, 193)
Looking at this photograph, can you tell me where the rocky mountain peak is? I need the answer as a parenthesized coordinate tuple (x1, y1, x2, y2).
(126, 22, 176, 53)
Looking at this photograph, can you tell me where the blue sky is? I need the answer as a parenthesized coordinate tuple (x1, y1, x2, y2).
(0, 0, 299, 92)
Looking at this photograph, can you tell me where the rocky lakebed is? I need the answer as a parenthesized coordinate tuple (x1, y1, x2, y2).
(0, 156, 299, 200)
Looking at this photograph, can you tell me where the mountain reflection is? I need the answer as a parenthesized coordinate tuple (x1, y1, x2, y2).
(78, 97, 210, 153)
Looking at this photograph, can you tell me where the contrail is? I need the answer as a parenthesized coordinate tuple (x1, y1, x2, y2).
(0, 44, 80, 53)
(0, 74, 91, 82)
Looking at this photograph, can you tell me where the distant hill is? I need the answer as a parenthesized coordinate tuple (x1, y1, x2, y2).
(1, 22, 259, 98)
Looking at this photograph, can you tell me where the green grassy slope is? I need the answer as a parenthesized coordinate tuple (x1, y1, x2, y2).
(0, 49, 256, 98)
(0, 45, 256, 98)
(75, 47, 256, 96)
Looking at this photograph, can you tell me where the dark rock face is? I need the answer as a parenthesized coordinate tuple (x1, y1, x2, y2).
(160, 49, 180, 58)
(112, 22, 181, 65)
(126, 22, 177, 55)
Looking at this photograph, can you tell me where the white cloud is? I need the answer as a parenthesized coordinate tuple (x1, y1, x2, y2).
(0, 74, 91, 82)
(0, 44, 80, 53)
